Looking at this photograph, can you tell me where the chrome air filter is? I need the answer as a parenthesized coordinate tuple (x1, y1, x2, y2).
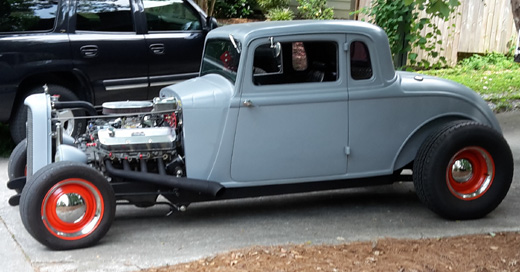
(102, 101, 153, 114)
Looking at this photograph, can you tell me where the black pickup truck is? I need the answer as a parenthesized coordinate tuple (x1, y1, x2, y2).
(0, 0, 217, 143)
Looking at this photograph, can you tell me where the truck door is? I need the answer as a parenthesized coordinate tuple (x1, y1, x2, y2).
(142, 0, 206, 98)
(69, 0, 148, 104)
(231, 35, 349, 182)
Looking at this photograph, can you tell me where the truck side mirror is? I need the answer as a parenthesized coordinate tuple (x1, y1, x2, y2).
(206, 17, 218, 31)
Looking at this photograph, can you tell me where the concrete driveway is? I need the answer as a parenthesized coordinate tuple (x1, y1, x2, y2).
(1, 112, 520, 272)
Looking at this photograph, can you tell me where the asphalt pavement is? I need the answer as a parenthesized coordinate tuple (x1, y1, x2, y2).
(1, 111, 520, 272)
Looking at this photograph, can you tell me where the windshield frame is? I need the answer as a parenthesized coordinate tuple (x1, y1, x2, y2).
(200, 38, 241, 83)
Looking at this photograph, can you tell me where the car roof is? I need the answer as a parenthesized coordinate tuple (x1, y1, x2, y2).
(207, 20, 396, 83)
(207, 20, 387, 45)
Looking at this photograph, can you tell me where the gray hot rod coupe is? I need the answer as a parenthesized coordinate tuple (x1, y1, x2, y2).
(7, 20, 514, 250)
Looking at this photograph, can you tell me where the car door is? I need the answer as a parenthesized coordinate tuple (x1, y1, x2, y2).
(231, 35, 349, 182)
(142, 0, 206, 98)
(69, 0, 149, 104)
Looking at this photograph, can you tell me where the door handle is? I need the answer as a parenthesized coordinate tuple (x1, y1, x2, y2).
(80, 45, 98, 58)
(149, 43, 165, 55)
(243, 100, 253, 107)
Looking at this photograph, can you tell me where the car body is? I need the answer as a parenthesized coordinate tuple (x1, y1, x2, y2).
(7, 20, 514, 250)
(0, 0, 217, 143)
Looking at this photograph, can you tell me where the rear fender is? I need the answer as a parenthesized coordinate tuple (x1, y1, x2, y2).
(393, 116, 471, 171)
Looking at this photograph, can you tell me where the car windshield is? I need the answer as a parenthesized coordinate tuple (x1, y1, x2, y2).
(200, 38, 241, 83)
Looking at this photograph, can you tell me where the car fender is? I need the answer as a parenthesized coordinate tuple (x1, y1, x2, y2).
(160, 74, 235, 179)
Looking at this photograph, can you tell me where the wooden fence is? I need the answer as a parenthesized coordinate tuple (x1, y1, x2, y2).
(353, 0, 518, 66)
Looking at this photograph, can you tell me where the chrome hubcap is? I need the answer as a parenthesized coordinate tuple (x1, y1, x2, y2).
(451, 159, 473, 183)
(56, 193, 87, 223)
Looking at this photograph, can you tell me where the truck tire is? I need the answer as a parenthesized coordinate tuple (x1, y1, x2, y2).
(10, 85, 85, 144)
(413, 121, 513, 220)
(7, 138, 27, 193)
(19, 161, 115, 250)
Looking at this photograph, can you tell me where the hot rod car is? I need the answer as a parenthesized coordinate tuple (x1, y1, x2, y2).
(7, 20, 514, 250)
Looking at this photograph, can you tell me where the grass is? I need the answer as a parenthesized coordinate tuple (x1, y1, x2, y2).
(420, 52, 520, 111)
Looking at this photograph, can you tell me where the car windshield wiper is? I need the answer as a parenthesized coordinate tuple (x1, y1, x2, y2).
(229, 34, 241, 54)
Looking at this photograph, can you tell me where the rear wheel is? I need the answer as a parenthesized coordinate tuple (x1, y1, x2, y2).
(20, 161, 115, 250)
(413, 121, 513, 220)
(10, 85, 85, 144)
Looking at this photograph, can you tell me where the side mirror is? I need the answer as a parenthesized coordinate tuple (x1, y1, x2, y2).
(206, 17, 218, 31)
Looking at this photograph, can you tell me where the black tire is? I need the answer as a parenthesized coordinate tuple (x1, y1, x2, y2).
(19, 161, 115, 250)
(10, 85, 85, 144)
(7, 138, 27, 193)
(413, 121, 514, 220)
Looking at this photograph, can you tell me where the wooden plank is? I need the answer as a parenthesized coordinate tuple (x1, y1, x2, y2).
(458, 0, 473, 52)
(351, 0, 517, 65)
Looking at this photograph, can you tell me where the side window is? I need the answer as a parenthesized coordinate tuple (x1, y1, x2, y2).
(253, 41, 338, 86)
(144, 0, 201, 31)
(76, 0, 133, 32)
(253, 43, 282, 75)
(0, 0, 58, 32)
(350, 41, 373, 80)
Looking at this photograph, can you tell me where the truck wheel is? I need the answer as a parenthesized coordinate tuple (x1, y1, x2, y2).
(7, 138, 27, 193)
(19, 161, 115, 250)
(10, 85, 85, 144)
(413, 121, 513, 220)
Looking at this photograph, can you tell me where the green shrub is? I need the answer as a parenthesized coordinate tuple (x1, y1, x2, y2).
(257, 0, 289, 12)
(267, 7, 294, 20)
(214, 0, 255, 18)
(296, 0, 334, 20)
(460, 52, 519, 71)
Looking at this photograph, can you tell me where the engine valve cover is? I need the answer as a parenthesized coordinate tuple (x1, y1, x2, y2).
(97, 127, 176, 152)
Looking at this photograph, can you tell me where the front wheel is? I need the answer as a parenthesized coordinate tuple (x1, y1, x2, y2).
(8, 138, 27, 193)
(20, 162, 115, 250)
(413, 121, 514, 220)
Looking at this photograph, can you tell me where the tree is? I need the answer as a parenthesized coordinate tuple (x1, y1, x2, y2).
(359, 0, 460, 68)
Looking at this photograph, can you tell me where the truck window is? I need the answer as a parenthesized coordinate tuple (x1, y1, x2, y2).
(253, 41, 338, 86)
(350, 41, 373, 80)
(144, 0, 201, 31)
(76, 0, 133, 32)
(0, 0, 58, 32)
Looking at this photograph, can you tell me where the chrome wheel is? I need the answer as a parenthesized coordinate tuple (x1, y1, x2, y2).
(42, 179, 104, 240)
(446, 146, 495, 200)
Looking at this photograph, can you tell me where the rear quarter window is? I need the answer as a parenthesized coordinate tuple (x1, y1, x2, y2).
(350, 41, 373, 80)
(0, 0, 58, 33)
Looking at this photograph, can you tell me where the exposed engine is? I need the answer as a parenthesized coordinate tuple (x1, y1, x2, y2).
(72, 97, 186, 178)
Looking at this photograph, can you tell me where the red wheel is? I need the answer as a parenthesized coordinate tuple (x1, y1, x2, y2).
(20, 162, 115, 250)
(42, 179, 105, 240)
(446, 147, 495, 200)
(414, 121, 513, 220)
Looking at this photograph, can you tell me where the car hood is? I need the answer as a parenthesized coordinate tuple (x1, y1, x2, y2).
(159, 74, 234, 109)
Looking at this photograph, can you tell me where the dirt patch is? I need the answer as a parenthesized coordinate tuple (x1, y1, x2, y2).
(217, 18, 263, 25)
(141, 232, 520, 272)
